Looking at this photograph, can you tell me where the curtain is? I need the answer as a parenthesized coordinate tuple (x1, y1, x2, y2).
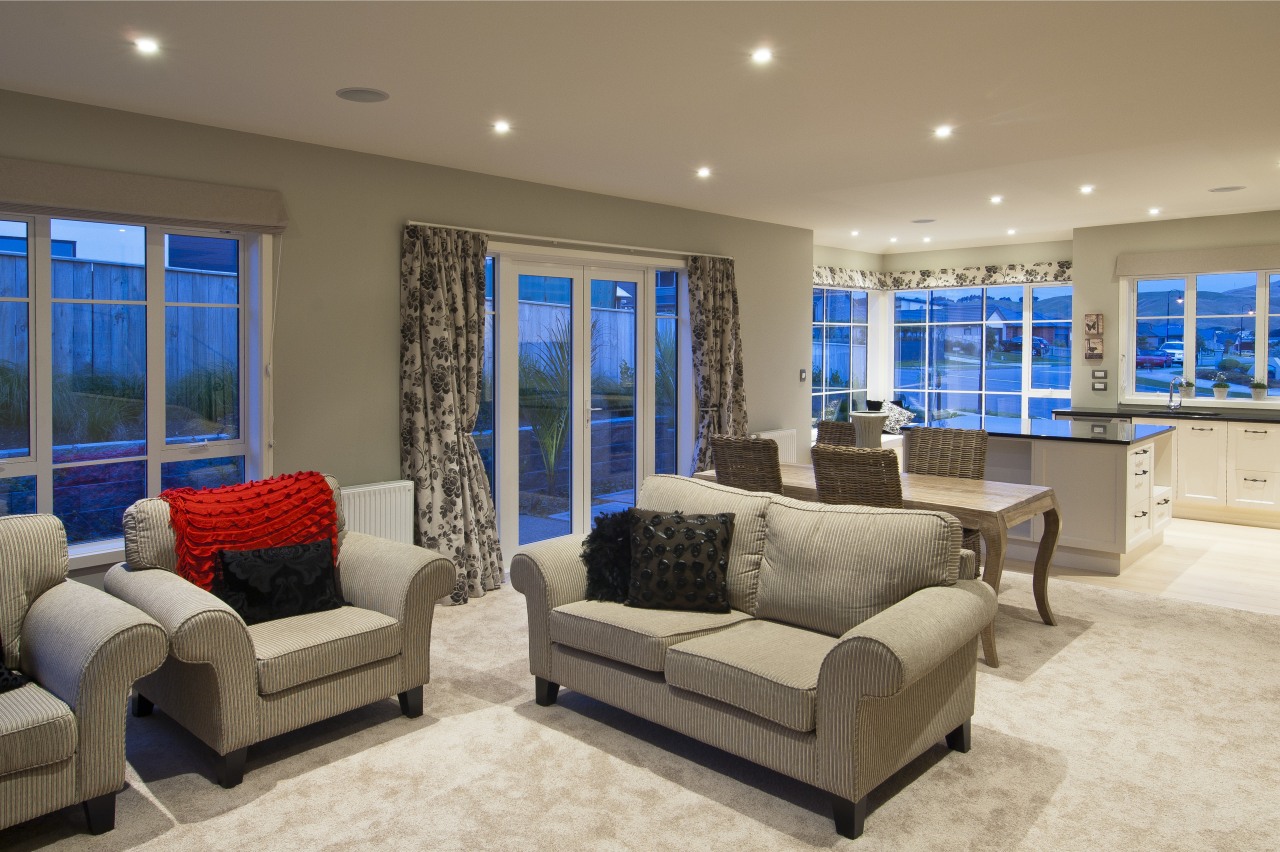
(400, 225, 502, 604)
(687, 256, 749, 473)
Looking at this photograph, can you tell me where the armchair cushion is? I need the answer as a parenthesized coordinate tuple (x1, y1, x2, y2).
(0, 683, 75, 776)
(549, 600, 751, 672)
(248, 606, 401, 695)
(216, 539, 346, 625)
(665, 620, 838, 733)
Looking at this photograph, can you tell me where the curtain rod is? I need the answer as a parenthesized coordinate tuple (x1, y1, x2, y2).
(405, 219, 732, 261)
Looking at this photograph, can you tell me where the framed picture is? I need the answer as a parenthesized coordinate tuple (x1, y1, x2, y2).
(1084, 337, 1104, 360)
(1084, 313, 1103, 336)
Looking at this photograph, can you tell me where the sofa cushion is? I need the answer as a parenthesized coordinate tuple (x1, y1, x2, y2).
(549, 600, 752, 672)
(665, 620, 838, 733)
(248, 606, 401, 695)
(635, 475, 771, 615)
(627, 511, 733, 613)
(217, 539, 347, 625)
(0, 683, 76, 775)
(755, 497, 961, 637)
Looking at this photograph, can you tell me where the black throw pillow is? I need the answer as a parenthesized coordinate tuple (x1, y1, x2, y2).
(627, 511, 735, 613)
(0, 665, 29, 694)
(214, 539, 347, 626)
(582, 509, 634, 603)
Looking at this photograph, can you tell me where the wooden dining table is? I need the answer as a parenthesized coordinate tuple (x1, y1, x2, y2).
(694, 463, 1061, 668)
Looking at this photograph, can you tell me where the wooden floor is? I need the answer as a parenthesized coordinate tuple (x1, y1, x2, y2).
(1004, 517, 1280, 616)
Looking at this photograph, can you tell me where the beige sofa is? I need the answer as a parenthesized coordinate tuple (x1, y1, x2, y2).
(512, 474, 996, 839)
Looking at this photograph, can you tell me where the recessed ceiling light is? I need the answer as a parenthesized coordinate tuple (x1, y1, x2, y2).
(696, 167, 711, 179)
(923, 237, 932, 243)
(1080, 184, 1095, 195)
(1007, 228, 1017, 235)
(990, 195, 1003, 205)
(911, 218, 936, 224)
(933, 125, 953, 139)
(134, 37, 159, 55)
(336, 87, 389, 103)
(1209, 185, 1245, 193)
(493, 120, 511, 134)
(751, 47, 773, 65)
(889, 237, 898, 243)
(1148, 207, 1161, 216)
(850, 230, 859, 237)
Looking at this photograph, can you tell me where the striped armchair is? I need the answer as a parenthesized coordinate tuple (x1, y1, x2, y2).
(102, 476, 455, 788)
(1, 515, 167, 834)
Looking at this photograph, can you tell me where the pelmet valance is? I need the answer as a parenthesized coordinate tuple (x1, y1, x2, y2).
(1114, 245, 1280, 278)
(0, 156, 289, 234)
(814, 260, 1072, 291)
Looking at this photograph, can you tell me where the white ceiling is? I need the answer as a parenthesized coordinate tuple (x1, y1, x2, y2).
(2, 2, 1279, 254)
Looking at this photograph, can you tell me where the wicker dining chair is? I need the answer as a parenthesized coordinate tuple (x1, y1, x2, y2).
(904, 427, 988, 565)
(710, 436, 783, 493)
(816, 420, 859, 447)
(812, 445, 903, 509)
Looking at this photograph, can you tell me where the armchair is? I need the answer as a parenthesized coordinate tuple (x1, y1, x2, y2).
(104, 475, 455, 787)
(0, 514, 166, 834)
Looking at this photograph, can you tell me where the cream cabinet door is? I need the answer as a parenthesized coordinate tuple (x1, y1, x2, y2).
(1176, 422, 1227, 506)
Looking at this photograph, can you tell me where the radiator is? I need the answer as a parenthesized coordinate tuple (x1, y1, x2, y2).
(751, 429, 797, 464)
(340, 480, 415, 544)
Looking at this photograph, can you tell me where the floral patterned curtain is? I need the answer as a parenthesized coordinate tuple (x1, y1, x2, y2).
(400, 225, 502, 604)
(687, 255, 749, 473)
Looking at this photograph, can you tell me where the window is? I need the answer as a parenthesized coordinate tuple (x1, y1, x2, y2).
(811, 287, 869, 424)
(1131, 271, 1279, 399)
(893, 283, 1072, 424)
(654, 269, 680, 474)
(0, 215, 261, 549)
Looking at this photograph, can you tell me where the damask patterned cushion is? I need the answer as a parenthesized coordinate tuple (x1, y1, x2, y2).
(0, 631, 28, 693)
(880, 401, 916, 434)
(582, 509, 634, 603)
(214, 539, 348, 626)
(627, 511, 734, 613)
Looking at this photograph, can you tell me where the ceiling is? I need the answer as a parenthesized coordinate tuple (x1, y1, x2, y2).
(2, 1, 1279, 254)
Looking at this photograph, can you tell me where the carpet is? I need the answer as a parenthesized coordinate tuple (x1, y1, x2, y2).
(3, 572, 1277, 851)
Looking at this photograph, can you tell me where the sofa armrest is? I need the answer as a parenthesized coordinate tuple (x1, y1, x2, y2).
(21, 580, 168, 800)
(818, 580, 995, 698)
(509, 534, 589, 680)
(958, 548, 977, 581)
(338, 531, 456, 691)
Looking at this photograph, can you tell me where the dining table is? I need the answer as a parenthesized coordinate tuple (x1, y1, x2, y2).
(694, 463, 1061, 668)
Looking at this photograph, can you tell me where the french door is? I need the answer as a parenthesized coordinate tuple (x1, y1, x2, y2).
(493, 251, 683, 557)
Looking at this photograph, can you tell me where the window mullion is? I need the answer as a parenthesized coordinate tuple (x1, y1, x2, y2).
(31, 217, 53, 514)
(145, 228, 166, 495)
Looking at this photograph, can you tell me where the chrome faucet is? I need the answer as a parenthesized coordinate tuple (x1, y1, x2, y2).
(1168, 377, 1183, 410)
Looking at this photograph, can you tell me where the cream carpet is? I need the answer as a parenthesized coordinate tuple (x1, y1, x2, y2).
(3, 572, 1278, 851)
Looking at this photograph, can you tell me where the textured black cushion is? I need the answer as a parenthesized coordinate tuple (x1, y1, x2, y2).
(627, 511, 734, 612)
(582, 509, 634, 603)
(0, 666, 29, 694)
(214, 539, 347, 626)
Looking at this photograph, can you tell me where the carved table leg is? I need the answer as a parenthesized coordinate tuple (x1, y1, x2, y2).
(1033, 503, 1061, 626)
(978, 521, 1008, 668)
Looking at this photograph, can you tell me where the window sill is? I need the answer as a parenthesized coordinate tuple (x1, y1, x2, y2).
(68, 539, 124, 573)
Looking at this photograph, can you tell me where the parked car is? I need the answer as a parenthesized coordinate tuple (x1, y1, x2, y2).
(1135, 350, 1172, 369)
(1000, 336, 1049, 355)
(1158, 341, 1184, 365)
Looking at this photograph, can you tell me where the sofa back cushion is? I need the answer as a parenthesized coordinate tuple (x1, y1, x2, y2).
(0, 514, 68, 670)
(124, 474, 345, 573)
(635, 475, 770, 615)
(755, 497, 962, 637)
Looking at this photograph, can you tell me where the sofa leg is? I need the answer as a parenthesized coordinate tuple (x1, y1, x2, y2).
(82, 792, 116, 835)
(132, 692, 153, 717)
(216, 747, 248, 788)
(398, 686, 423, 718)
(946, 718, 972, 753)
(535, 677, 559, 707)
(832, 794, 867, 839)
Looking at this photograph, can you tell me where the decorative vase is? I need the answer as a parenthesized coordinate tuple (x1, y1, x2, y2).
(1252, 388, 1268, 401)
(1180, 386, 1194, 399)
(1213, 386, 1229, 400)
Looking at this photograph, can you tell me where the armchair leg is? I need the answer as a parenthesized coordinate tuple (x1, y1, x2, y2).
(398, 686, 423, 718)
(535, 677, 559, 707)
(216, 747, 248, 788)
(132, 692, 153, 717)
(82, 792, 115, 834)
(832, 794, 867, 839)
(946, 718, 972, 753)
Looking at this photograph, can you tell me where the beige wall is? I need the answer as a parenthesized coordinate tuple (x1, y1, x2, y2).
(0, 89, 813, 484)
(812, 245, 883, 271)
(881, 240, 1073, 272)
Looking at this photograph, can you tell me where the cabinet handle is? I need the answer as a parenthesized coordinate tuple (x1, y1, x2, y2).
(1134, 448, 1150, 455)
(1244, 429, 1269, 434)
(1190, 426, 1214, 432)
(1135, 469, 1149, 476)
(1244, 477, 1268, 483)
(1133, 510, 1148, 518)
(1157, 498, 1171, 505)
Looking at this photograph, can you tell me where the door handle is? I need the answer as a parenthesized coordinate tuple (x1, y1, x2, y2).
(1157, 498, 1171, 505)
(1133, 510, 1148, 518)
(1244, 477, 1268, 483)
(1134, 448, 1150, 455)
(1190, 426, 1214, 432)
(1135, 469, 1149, 476)
(1244, 429, 1269, 434)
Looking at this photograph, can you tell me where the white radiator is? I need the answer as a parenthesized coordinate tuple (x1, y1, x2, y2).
(752, 429, 797, 464)
(340, 480, 415, 544)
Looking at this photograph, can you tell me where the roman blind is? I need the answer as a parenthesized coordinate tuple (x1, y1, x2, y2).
(0, 156, 288, 234)
(1115, 244, 1280, 278)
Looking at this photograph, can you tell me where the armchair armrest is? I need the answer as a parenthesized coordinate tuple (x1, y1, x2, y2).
(21, 580, 167, 800)
(958, 548, 977, 581)
(337, 532, 455, 691)
(509, 534, 589, 680)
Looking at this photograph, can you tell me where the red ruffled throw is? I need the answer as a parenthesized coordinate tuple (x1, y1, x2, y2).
(162, 471, 340, 591)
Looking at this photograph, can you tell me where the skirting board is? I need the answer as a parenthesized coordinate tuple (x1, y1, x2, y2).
(1005, 530, 1165, 577)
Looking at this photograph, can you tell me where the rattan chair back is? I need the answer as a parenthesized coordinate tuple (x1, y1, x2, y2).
(904, 427, 988, 480)
(710, 436, 783, 493)
(816, 420, 859, 447)
(811, 445, 903, 508)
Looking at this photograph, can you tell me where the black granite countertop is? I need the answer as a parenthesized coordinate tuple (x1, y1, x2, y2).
(1054, 405, 1280, 424)
(905, 417, 1172, 445)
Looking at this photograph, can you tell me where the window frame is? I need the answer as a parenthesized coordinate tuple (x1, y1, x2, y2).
(811, 285, 870, 425)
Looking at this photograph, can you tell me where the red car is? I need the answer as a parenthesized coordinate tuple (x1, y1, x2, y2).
(1135, 350, 1172, 368)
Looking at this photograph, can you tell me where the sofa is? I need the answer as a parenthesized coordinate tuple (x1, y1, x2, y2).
(1, 515, 167, 834)
(103, 476, 456, 787)
(512, 474, 997, 839)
